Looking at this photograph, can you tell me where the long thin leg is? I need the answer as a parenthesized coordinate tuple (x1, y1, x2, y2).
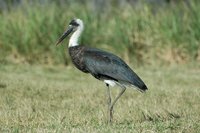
(109, 86, 126, 122)
(106, 84, 112, 123)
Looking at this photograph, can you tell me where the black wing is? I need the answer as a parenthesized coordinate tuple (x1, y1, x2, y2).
(83, 47, 148, 91)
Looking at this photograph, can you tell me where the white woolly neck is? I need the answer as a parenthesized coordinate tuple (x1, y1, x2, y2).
(69, 20, 84, 47)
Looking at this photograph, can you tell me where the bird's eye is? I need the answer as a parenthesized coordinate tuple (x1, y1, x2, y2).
(69, 20, 79, 26)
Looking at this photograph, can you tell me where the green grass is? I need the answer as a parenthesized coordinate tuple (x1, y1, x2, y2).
(0, 63, 199, 132)
(0, 1, 200, 64)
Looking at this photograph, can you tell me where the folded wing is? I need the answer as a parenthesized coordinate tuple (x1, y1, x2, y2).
(83, 48, 148, 92)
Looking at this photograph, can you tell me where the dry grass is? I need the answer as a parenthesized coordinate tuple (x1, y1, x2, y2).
(0, 63, 200, 132)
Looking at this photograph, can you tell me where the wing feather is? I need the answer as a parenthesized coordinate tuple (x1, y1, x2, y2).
(83, 48, 148, 91)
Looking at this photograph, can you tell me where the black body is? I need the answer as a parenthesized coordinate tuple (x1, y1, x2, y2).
(69, 45, 148, 92)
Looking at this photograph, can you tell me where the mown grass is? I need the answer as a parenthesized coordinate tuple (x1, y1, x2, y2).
(0, 63, 199, 132)
(0, 1, 200, 65)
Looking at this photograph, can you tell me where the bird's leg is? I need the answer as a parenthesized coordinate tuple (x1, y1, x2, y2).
(106, 84, 112, 123)
(109, 86, 126, 122)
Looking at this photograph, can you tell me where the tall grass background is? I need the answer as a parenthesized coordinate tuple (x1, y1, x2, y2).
(0, 1, 199, 65)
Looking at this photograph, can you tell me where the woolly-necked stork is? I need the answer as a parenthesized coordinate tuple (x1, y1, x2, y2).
(56, 18, 148, 122)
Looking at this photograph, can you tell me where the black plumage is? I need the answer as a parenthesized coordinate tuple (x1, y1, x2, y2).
(69, 45, 147, 92)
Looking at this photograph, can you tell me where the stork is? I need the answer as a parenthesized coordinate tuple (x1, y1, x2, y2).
(56, 18, 148, 122)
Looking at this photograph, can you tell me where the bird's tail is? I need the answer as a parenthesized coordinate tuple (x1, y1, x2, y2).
(131, 83, 148, 93)
(131, 76, 148, 93)
(119, 79, 148, 93)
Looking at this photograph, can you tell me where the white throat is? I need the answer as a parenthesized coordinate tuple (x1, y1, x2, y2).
(69, 23, 84, 47)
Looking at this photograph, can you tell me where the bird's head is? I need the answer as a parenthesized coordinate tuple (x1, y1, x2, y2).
(56, 18, 84, 45)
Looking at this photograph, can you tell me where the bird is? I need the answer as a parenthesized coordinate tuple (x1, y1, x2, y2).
(56, 18, 148, 122)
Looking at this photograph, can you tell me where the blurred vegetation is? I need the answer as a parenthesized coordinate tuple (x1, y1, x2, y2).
(0, 0, 199, 65)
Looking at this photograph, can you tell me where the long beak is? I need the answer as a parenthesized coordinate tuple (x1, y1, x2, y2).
(56, 26, 73, 45)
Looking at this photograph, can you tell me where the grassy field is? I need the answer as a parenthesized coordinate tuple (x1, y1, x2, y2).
(0, 1, 200, 132)
(0, 63, 199, 132)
